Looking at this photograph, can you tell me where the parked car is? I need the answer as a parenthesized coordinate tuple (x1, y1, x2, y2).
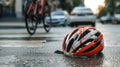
(100, 13, 112, 24)
(68, 6, 96, 27)
(45, 10, 69, 27)
(112, 10, 120, 24)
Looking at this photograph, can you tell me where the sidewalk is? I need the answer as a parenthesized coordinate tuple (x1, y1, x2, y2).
(0, 17, 24, 22)
(0, 20, 25, 29)
(0, 20, 43, 29)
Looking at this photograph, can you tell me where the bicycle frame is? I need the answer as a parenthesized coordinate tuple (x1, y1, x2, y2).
(26, 0, 37, 16)
(39, 0, 45, 15)
(26, 0, 45, 16)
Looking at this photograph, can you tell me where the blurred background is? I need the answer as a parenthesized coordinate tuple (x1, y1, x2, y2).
(0, 0, 118, 19)
(0, 0, 120, 67)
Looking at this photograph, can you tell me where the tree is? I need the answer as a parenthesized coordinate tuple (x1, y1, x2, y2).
(97, 8, 107, 18)
(72, 0, 83, 7)
(59, 0, 66, 9)
(106, 0, 115, 16)
(59, 0, 84, 13)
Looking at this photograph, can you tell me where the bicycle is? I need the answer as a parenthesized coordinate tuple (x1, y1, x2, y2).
(24, 0, 52, 35)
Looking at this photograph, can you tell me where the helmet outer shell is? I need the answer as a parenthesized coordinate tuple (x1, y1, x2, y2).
(62, 26, 104, 57)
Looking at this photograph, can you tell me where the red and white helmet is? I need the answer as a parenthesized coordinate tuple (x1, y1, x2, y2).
(62, 26, 104, 56)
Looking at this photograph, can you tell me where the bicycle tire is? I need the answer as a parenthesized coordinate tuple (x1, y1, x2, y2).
(24, 0, 38, 35)
(25, 13, 38, 35)
(42, 4, 52, 33)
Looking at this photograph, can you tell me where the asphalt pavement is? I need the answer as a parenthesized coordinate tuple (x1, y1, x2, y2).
(0, 22, 120, 67)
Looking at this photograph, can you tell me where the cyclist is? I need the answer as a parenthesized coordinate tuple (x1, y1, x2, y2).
(24, 0, 52, 35)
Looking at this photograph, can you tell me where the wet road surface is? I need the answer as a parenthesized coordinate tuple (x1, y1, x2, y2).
(0, 22, 120, 67)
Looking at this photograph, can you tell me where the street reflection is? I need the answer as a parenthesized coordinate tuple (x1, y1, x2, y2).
(63, 53, 104, 67)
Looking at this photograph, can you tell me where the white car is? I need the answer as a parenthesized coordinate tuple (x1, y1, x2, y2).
(100, 13, 112, 24)
(45, 10, 69, 27)
(68, 6, 96, 27)
(112, 10, 120, 24)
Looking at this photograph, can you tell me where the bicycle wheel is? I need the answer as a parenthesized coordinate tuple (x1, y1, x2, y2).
(42, 4, 52, 32)
(25, 15, 38, 35)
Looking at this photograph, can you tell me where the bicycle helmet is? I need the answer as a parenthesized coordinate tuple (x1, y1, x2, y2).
(62, 26, 104, 57)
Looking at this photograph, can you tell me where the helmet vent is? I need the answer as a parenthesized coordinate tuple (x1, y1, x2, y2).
(67, 38, 74, 52)
(78, 30, 90, 41)
(63, 34, 68, 50)
(72, 39, 94, 53)
(82, 41, 100, 53)
(74, 34, 79, 40)
(69, 29, 78, 39)
(95, 32, 101, 37)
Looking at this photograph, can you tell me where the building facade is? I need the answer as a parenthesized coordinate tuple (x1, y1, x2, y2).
(0, 0, 58, 19)
(0, 0, 24, 18)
